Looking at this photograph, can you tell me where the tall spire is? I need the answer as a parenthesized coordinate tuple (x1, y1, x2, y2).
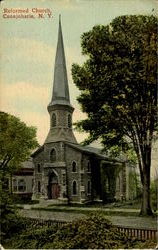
(45, 16, 77, 144)
(49, 15, 70, 107)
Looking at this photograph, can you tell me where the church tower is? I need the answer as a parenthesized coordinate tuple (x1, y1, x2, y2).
(45, 16, 77, 144)
(32, 16, 128, 204)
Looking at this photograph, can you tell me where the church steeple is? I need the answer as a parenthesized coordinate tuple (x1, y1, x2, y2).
(45, 16, 77, 144)
(48, 15, 70, 108)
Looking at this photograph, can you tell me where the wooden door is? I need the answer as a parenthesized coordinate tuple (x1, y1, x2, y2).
(51, 183, 60, 199)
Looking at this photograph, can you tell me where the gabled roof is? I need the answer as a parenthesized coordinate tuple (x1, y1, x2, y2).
(31, 141, 125, 164)
(65, 142, 125, 163)
(31, 145, 44, 157)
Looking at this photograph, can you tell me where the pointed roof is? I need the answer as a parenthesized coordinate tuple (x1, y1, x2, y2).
(49, 15, 71, 107)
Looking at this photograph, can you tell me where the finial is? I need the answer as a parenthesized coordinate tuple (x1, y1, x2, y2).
(59, 14, 61, 22)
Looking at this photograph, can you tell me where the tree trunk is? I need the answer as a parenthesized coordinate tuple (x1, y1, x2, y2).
(140, 176, 153, 216)
(139, 146, 153, 216)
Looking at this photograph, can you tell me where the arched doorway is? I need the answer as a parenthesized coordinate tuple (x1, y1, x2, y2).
(47, 171, 60, 199)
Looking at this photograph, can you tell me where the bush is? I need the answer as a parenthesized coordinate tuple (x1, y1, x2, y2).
(4, 224, 59, 249)
(3, 213, 157, 249)
(12, 194, 39, 204)
(0, 189, 26, 240)
(46, 213, 130, 249)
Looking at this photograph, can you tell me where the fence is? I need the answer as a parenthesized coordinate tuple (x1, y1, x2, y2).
(25, 218, 157, 241)
(116, 225, 157, 241)
(26, 218, 66, 228)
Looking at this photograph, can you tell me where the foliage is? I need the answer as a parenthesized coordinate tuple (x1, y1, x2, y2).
(3, 222, 58, 249)
(12, 195, 39, 204)
(3, 213, 156, 249)
(0, 111, 39, 176)
(0, 112, 39, 244)
(0, 193, 27, 241)
(72, 15, 157, 215)
(48, 213, 129, 249)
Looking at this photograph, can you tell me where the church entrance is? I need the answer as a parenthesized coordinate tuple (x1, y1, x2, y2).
(51, 183, 60, 199)
(48, 171, 60, 199)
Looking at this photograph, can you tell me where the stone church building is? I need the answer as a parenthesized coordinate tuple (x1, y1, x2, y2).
(32, 18, 132, 204)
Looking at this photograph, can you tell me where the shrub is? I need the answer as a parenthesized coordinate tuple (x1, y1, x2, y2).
(3, 223, 59, 249)
(43, 213, 134, 249)
(3, 213, 156, 249)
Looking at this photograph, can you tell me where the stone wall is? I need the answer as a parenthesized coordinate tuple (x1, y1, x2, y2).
(65, 145, 82, 203)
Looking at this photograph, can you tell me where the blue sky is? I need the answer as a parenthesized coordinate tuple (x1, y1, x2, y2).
(0, 0, 157, 175)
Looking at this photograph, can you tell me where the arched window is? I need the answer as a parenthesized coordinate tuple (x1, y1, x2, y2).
(18, 179, 26, 192)
(37, 164, 41, 173)
(68, 114, 72, 128)
(38, 181, 41, 193)
(72, 181, 77, 195)
(50, 149, 56, 162)
(87, 180, 91, 194)
(52, 113, 56, 127)
(72, 161, 77, 172)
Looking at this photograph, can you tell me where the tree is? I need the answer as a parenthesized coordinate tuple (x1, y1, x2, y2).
(0, 111, 39, 176)
(72, 15, 157, 215)
(0, 112, 39, 239)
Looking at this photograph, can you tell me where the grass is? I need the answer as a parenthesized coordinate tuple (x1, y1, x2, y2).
(46, 199, 142, 209)
(31, 206, 140, 216)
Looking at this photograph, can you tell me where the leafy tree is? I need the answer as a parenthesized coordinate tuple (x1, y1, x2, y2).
(0, 111, 39, 176)
(72, 15, 157, 215)
(0, 112, 39, 237)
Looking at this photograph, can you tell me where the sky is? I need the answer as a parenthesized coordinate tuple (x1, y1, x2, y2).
(0, 0, 157, 176)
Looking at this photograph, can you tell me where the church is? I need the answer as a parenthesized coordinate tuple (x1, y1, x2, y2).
(32, 17, 132, 204)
